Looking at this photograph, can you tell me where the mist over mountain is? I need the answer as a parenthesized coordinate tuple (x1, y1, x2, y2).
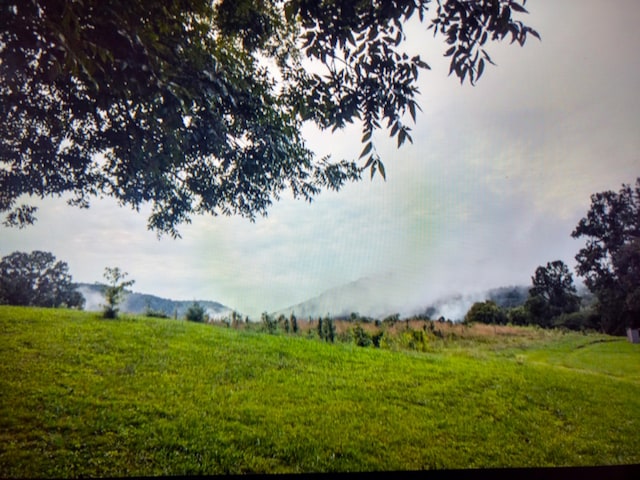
(274, 274, 530, 321)
(76, 283, 233, 319)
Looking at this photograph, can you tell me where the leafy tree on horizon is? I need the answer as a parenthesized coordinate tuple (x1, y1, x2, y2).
(0, 250, 84, 309)
(572, 178, 640, 334)
(525, 260, 580, 327)
(102, 267, 135, 319)
(185, 302, 207, 323)
(1, 0, 538, 237)
(463, 300, 507, 325)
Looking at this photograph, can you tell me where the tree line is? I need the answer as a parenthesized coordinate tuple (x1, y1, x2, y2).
(465, 178, 640, 335)
(2, 178, 638, 335)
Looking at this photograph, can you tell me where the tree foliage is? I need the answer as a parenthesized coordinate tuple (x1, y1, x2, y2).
(102, 266, 135, 318)
(0, 250, 84, 308)
(464, 300, 507, 325)
(1, 0, 538, 237)
(526, 260, 580, 326)
(572, 179, 640, 333)
(185, 302, 207, 323)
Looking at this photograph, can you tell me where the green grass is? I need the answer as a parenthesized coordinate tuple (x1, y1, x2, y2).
(1, 306, 639, 477)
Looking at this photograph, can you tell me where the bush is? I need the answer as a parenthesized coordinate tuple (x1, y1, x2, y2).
(185, 302, 206, 323)
(553, 310, 601, 332)
(464, 301, 507, 325)
(337, 329, 353, 343)
(371, 330, 384, 348)
(261, 312, 277, 334)
(145, 306, 169, 318)
(508, 306, 531, 326)
(402, 329, 429, 352)
(353, 324, 372, 347)
(382, 313, 400, 327)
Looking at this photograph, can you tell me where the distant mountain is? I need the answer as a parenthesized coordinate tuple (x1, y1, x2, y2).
(274, 276, 530, 321)
(76, 283, 233, 319)
(273, 273, 421, 320)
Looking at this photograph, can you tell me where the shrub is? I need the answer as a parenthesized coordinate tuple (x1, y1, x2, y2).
(382, 313, 400, 327)
(261, 312, 277, 334)
(396, 329, 430, 352)
(553, 310, 601, 332)
(508, 306, 531, 326)
(185, 302, 206, 323)
(338, 329, 353, 343)
(371, 330, 384, 348)
(144, 308, 169, 318)
(353, 324, 372, 347)
(464, 301, 508, 325)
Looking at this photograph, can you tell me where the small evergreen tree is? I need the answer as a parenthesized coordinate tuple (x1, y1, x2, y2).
(326, 317, 336, 343)
(290, 313, 298, 334)
(185, 302, 206, 322)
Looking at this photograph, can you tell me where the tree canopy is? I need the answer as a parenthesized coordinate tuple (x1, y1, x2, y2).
(526, 260, 580, 326)
(1, 0, 538, 237)
(572, 178, 640, 334)
(464, 300, 507, 325)
(0, 250, 84, 308)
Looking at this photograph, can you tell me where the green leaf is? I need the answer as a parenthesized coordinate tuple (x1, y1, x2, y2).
(359, 142, 372, 159)
(378, 160, 386, 180)
(397, 129, 406, 147)
(409, 102, 416, 122)
(510, 2, 529, 13)
(363, 154, 375, 169)
(477, 58, 485, 80)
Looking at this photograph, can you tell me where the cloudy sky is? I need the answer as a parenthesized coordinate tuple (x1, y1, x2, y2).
(2, 0, 639, 318)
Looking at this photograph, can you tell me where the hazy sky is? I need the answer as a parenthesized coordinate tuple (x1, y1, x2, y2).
(2, 0, 639, 318)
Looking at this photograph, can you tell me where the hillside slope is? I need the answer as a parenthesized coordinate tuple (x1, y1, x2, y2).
(1, 306, 639, 476)
(76, 283, 233, 318)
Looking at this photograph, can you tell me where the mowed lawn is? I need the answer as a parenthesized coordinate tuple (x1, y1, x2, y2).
(1, 306, 639, 477)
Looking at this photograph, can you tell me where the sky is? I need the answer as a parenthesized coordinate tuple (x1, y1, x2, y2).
(2, 0, 639, 318)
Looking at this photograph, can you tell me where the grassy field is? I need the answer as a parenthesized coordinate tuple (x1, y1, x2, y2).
(1, 306, 639, 477)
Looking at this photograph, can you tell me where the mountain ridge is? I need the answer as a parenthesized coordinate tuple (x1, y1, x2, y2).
(272, 275, 531, 321)
(76, 283, 233, 318)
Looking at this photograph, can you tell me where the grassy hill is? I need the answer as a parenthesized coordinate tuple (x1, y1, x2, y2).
(1, 306, 639, 476)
